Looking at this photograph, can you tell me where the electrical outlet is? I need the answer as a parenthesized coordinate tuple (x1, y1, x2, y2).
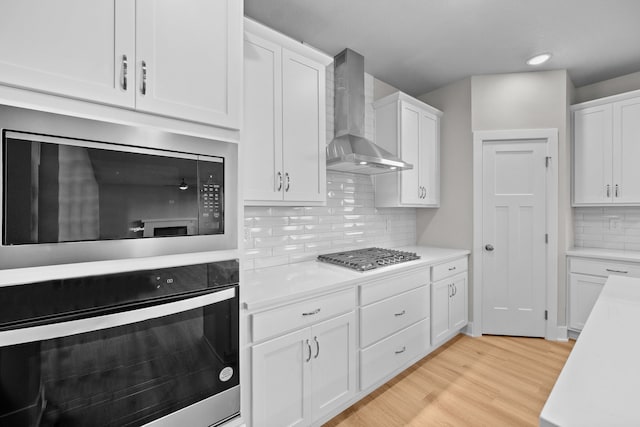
(609, 218, 622, 230)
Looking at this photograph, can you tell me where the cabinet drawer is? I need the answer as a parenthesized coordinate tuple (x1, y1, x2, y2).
(360, 318, 430, 391)
(360, 267, 429, 306)
(360, 285, 429, 348)
(569, 257, 640, 278)
(432, 257, 468, 282)
(251, 288, 356, 342)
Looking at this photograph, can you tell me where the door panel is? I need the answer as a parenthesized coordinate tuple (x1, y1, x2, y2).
(281, 49, 325, 202)
(573, 105, 613, 204)
(251, 329, 311, 427)
(613, 97, 640, 203)
(243, 34, 283, 202)
(310, 312, 356, 422)
(420, 112, 439, 205)
(0, 0, 134, 107)
(135, 0, 241, 127)
(399, 103, 421, 205)
(431, 279, 450, 344)
(450, 274, 467, 330)
(482, 140, 547, 337)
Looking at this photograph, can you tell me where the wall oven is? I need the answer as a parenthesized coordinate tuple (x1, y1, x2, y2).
(0, 105, 238, 269)
(0, 259, 240, 427)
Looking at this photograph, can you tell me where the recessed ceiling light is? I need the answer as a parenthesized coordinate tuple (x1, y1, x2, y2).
(526, 53, 552, 66)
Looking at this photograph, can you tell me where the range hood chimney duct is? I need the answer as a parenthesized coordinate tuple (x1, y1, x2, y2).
(326, 48, 412, 175)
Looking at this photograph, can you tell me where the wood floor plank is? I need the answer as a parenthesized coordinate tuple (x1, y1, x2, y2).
(324, 334, 574, 427)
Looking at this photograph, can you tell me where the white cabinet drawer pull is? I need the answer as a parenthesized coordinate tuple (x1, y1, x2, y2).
(313, 336, 320, 359)
(394, 310, 406, 317)
(305, 339, 312, 362)
(395, 346, 406, 354)
(606, 268, 628, 274)
(302, 308, 321, 316)
(121, 54, 128, 90)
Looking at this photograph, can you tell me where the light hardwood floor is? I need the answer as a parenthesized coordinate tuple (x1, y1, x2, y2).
(325, 335, 575, 427)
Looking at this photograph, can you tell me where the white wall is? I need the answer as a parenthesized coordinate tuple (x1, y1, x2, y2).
(574, 71, 640, 103)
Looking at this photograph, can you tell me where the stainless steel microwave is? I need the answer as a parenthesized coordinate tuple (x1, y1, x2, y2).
(0, 105, 238, 269)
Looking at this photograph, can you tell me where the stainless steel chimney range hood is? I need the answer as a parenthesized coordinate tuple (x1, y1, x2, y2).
(326, 49, 412, 175)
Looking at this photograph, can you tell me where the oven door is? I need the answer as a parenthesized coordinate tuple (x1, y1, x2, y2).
(0, 286, 240, 427)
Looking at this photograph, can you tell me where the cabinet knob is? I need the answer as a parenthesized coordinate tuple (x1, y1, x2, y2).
(485, 244, 494, 252)
(140, 60, 147, 95)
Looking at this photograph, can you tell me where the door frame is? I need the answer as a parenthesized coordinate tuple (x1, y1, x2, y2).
(472, 129, 559, 340)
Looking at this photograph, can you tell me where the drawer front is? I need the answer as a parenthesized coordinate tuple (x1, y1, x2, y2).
(252, 288, 356, 342)
(360, 318, 430, 391)
(432, 257, 468, 282)
(569, 257, 640, 278)
(360, 267, 429, 306)
(360, 285, 429, 348)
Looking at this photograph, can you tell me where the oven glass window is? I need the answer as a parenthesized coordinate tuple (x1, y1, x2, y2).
(0, 292, 239, 427)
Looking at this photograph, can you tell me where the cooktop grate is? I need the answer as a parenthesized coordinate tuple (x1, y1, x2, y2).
(317, 247, 420, 271)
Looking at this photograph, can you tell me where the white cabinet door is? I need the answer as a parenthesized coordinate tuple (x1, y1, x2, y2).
(450, 273, 468, 330)
(420, 111, 439, 206)
(399, 102, 422, 205)
(243, 33, 283, 202)
(281, 49, 326, 203)
(573, 105, 613, 204)
(0, 0, 135, 107)
(310, 312, 356, 423)
(135, 0, 241, 128)
(569, 273, 606, 331)
(613, 97, 640, 204)
(252, 329, 311, 427)
(431, 278, 451, 344)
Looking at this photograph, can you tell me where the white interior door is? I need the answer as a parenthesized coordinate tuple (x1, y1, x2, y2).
(482, 140, 547, 337)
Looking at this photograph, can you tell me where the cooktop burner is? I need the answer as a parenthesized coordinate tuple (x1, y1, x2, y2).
(317, 247, 420, 271)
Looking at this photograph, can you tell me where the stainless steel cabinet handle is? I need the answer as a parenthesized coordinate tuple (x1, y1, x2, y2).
(418, 186, 422, 199)
(121, 54, 128, 90)
(606, 268, 628, 274)
(448, 266, 456, 271)
(395, 346, 406, 354)
(606, 184, 611, 197)
(141, 60, 147, 95)
(276, 172, 283, 191)
(305, 339, 312, 362)
(423, 186, 427, 199)
(485, 244, 494, 251)
(285, 173, 291, 192)
(448, 284, 452, 298)
(453, 283, 457, 296)
(313, 336, 320, 359)
(615, 184, 619, 197)
(302, 308, 321, 316)
(394, 310, 406, 317)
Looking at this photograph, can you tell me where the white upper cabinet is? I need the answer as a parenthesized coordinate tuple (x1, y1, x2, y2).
(373, 92, 442, 208)
(0, 0, 135, 107)
(135, 0, 241, 128)
(573, 91, 640, 205)
(0, 0, 241, 129)
(243, 19, 331, 206)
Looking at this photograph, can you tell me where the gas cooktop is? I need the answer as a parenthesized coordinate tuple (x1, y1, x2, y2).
(317, 247, 420, 272)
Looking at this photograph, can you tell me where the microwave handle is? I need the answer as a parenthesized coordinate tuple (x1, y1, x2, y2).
(0, 287, 235, 347)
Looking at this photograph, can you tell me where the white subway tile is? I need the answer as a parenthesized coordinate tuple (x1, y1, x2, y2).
(273, 244, 305, 256)
(271, 225, 305, 236)
(254, 216, 289, 226)
(254, 236, 289, 248)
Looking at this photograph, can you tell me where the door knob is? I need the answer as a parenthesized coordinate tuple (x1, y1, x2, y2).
(485, 244, 494, 251)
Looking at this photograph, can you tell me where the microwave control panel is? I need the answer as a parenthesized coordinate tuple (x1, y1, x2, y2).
(198, 158, 224, 235)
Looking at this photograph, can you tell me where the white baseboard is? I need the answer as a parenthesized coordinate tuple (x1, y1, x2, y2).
(555, 326, 568, 342)
(463, 321, 482, 337)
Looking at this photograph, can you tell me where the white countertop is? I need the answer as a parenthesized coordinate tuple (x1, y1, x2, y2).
(540, 275, 640, 426)
(242, 246, 470, 311)
(566, 247, 640, 263)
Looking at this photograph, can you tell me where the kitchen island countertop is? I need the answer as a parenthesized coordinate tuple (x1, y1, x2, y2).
(540, 274, 640, 426)
(243, 246, 469, 311)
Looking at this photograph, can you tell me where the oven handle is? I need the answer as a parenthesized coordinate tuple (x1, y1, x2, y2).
(0, 287, 235, 347)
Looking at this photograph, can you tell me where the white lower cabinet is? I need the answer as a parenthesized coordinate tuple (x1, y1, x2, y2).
(568, 273, 606, 331)
(251, 311, 356, 427)
(431, 268, 468, 346)
(567, 256, 640, 332)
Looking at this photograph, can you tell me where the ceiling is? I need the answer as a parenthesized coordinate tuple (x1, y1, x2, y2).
(244, 0, 640, 96)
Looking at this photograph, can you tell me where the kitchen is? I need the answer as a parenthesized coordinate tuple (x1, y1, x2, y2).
(1, 1, 640, 426)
